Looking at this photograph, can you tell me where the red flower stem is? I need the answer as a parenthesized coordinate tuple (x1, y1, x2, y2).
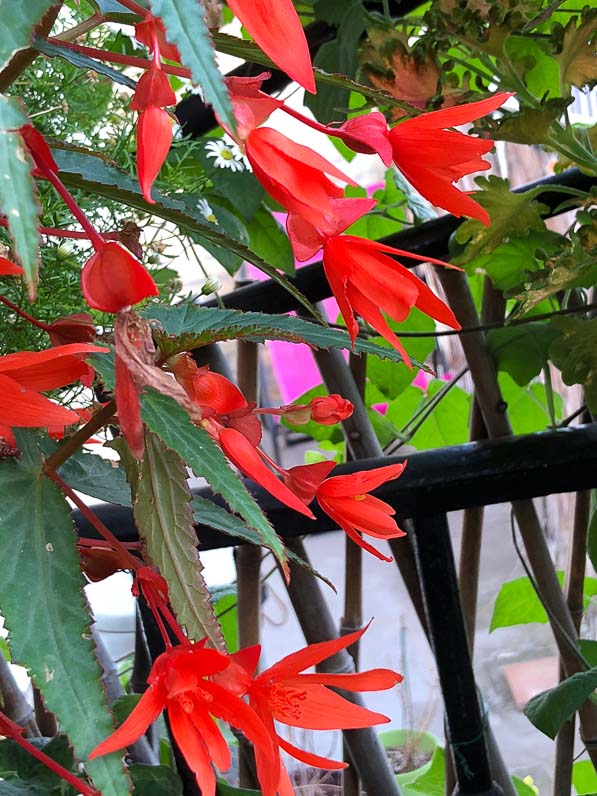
(46, 38, 191, 79)
(45, 469, 140, 571)
(280, 103, 343, 139)
(0, 293, 51, 331)
(256, 445, 288, 477)
(41, 170, 105, 250)
(0, 217, 119, 241)
(77, 538, 143, 550)
(0, 711, 99, 796)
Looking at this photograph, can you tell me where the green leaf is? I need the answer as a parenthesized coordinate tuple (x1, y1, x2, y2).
(579, 640, 597, 668)
(523, 667, 597, 739)
(246, 207, 295, 275)
(149, 0, 235, 132)
(487, 323, 561, 386)
(0, 96, 41, 301)
(0, 434, 130, 795)
(142, 303, 419, 368)
(0, 780, 48, 795)
(133, 430, 225, 648)
(407, 746, 445, 796)
(129, 764, 183, 795)
(52, 147, 320, 320)
(213, 593, 238, 654)
(0, 736, 73, 791)
(192, 496, 336, 592)
(452, 176, 549, 266)
(498, 373, 562, 433)
(216, 781, 261, 795)
(505, 35, 561, 100)
(549, 316, 597, 413)
(512, 775, 540, 796)
(483, 99, 573, 145)
(0, 1, 53, 69)
(573, 759, 597, 795)
(556, 10, 597, 90)
(33, 36, 137, 88)
(140, 389, 287, 569)
(490, 573, 565, 631)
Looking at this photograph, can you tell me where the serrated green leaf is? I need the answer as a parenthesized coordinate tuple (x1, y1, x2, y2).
(487, 323, 561, 386)
(523, 667, 597, 739)
(52, 147, 320, 320)
(134, 430, 225, 648)
(33, 36, 137, 89)
(129, 763, 183, 795)
(0, 433, 129, 795)
(557, 10, 597, 90)
(149, 0, 235, 132)
(0, 96, 41, 300)
(484, 99, 573, 145)
(452, 176, 549, 266)
(141, 303, 419, 368)
(140, 389, 287, 569)
(549, 316, 597, 413)
(192, 496, 336, 591)
(0, 1, 53, 69)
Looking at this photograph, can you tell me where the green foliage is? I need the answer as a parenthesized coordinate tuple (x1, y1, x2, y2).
(487, 323, 561, 386)
(245, 206, 295, 275)
(588, 490, 597, 577)
(0, 1, 54, 70)
(0, 432, 130, 795)
(149, 0, 235, 132)
(128, 764, 183, 795)
(452, 177, 549, 265)
(132, 431, 226, 648)
(490, 573, 567, 631)
(400, 747, 445, 796)
(573, 759, 597, 795)
(140, 389, 287, 568)
(550, 316, 597, 413)
(0, 96, 41, 300)
(142, 303, 419, 367)
(555, 9, 597, 91)
(0, 736, 73, 793)
(498, 373, 562, 433)
(523, 667, 597, 739)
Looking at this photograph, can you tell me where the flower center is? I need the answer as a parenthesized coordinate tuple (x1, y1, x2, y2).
(268, 683, 307, 719)
(354, 494, 366, 501)
(178, 693, 195, 714)
(221, 149, 233, 160)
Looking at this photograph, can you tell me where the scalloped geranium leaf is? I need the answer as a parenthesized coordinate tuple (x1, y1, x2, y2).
(0, 96, 41, 300)
(52, 147, 320, 320)
(142, 303, 424, 369)
(549, 316, 597, 413)
(140, 389, 288, 569)
(0, 432, 130, 795)
(133, 430, 225, 649)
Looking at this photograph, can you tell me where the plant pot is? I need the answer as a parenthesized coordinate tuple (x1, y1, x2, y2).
(379, 729, 441, 786)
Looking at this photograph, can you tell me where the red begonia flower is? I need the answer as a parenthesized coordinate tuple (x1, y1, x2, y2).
(0, 343, 107, 435)
(81, 241, 158, 313)
(0, 257, 23, 276)
(136, 106, 173, 204)
(135, 16, 181, 63)
(216, 625, 403, 796)
(227, 0, 315, 94)
(218, 427, 315, 519)
(322, 235, 460, 366)
(286, 197, 377, 261)
(245, 127, 359, 233)
(115, 351, 144, 460)
(334, 112, 392, 166)
(90, 643, 280, 796)
(283, 460, 337, 505)
(222, 73, 283, 141)
(315, 463, 407, 561)
(130, 68, 176, 112)
(309, 395, 354, 425)
(46, 312, 96, 346)
(389, 93, 511, 225)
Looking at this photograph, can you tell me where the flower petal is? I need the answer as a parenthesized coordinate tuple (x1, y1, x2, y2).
(81, 241, 159, 313)
(89, 682, 164, 758)
(169, 702, 216, 796)
(270, 683, 391, 729)
(136, 107, 173, 204)
(277, 735, 348, 769)
(0, 373, 81, 430)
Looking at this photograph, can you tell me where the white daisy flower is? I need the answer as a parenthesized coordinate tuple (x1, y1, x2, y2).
(205, 138, 245, 171)
(197, 198, 218, 224)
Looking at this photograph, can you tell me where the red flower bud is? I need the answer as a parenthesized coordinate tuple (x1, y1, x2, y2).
(130, 68, 176, 112)
(136, 107, 173, 204)
(81, 241, 159, 313)
(46, 312, 96, 346)
(309, 394, 353, 425)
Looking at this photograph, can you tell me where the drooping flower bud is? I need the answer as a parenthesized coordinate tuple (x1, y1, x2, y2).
(81, 241, 159, 313)
(308, 395, 354, 425)
(46, 312, 96, 346)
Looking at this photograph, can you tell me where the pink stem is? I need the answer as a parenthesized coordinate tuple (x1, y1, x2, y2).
(41, 171, 105, 250)
(46, 38, 191, 79)
(0, 712, 99, 796)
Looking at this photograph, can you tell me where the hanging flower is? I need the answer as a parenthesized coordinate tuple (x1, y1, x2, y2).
(90, 643, 280, 796)
(81, 241, 159, 314)
(314, 463, 408, 561)
(205, 138, 245, 171)
(0, 257, 23, 276)
(226, 0, 315, 94)
(388, 93, 512, 224)
(215, 625, 403, 796)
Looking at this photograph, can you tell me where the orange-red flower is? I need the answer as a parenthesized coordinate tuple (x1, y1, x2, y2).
(134, 15, 181, 63)
(227, 0, 315, 94)
(388, 93, 511, 225)
(135, 106, 173, 204)
(81, 241, 158, 313)
(90, 643, 280, 796)
(332, 111, 393, 165)
(0, 343, 107, 439)
(315, 463, 408, 561)
(0, 257, 23, 276)
(216, 625, 403, 796)
(321, 234, 460, 366)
